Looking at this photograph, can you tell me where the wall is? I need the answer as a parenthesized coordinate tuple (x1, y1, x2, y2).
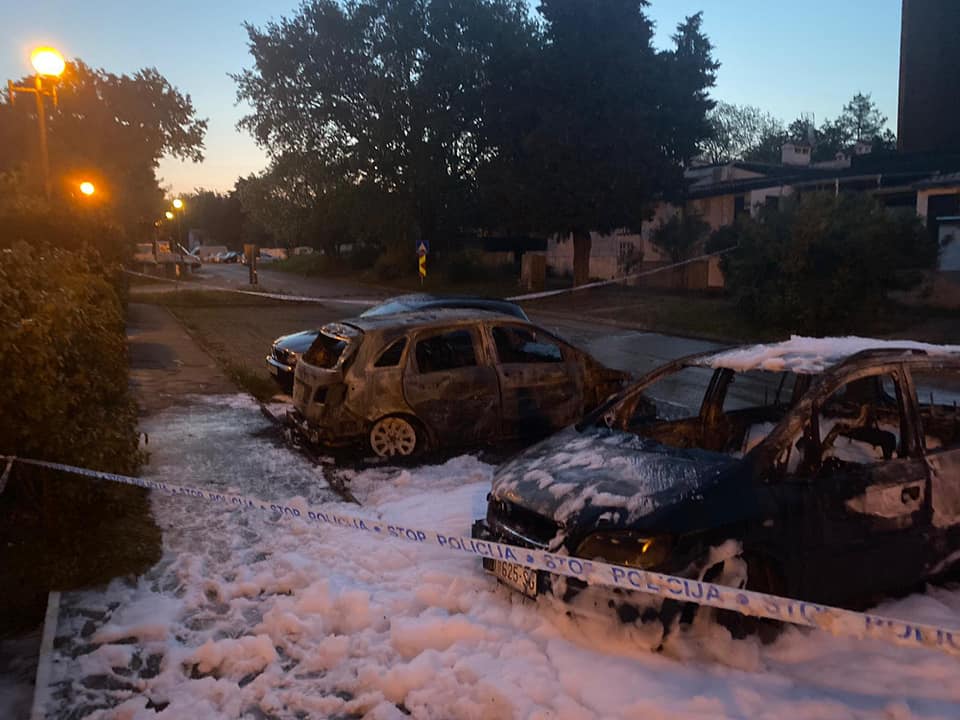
(689, 194, 735, 231)
(917, 187, 960, 219)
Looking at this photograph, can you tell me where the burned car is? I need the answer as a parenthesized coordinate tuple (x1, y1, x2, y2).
(288, 309, 627, 457)
(267, 294, 529, 391)
(474, 337, 960, 641)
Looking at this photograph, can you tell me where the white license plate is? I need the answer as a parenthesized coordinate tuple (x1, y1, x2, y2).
(268, 364, 279, 376)
(494, 560, 537, 598)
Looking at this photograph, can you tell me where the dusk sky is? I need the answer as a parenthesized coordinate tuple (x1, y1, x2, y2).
(0, 0, 903, 195)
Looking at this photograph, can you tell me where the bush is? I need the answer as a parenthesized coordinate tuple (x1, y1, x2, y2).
(271, 252, 346, 276)
(0, 242, 159, 631)
(370, 245, 412, 282)
(720, 193, 937, 334)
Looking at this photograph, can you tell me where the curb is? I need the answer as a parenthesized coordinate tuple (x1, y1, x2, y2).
(29, 590, 60, 720)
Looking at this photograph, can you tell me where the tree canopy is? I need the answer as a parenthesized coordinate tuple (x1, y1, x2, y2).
(236, 0, 718, 284)
(0, 60, 206, 238)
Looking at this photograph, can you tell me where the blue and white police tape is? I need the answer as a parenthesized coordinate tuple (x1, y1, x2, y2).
(505, 247, 736, 301)
(123, 268, 378, 306)
(6, 454, 960, 659)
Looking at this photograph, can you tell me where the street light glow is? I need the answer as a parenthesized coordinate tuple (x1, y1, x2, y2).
(172, 198, 184, 210)
(31, 47, 65, 78)
(79, 181, 95, 196)
(165, 211, 174, 220)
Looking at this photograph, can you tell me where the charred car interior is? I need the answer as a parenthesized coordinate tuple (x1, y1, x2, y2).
(288, 309, 628, 458)
(474, 337, 960, 643)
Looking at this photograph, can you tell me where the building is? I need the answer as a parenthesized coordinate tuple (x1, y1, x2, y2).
(898, 0, 960, 154)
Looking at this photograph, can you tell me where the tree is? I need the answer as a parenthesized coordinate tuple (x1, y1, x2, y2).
(839, 92, 887, 144)
(0, 60, 206, 240)
(650, 211, 709, 288)
(700, 102, 783, 164)
(721, 193, 936, 334)
(485, 3, 718, 285)
(235, 0, 533, 256)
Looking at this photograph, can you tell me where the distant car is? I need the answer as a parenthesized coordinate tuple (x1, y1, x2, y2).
(288, 309, 628, 458)
(267, 295, 530, 391)
(473, 337, 960, 643)
(220, 251, 240, 263)
(258, 252, 277, 264)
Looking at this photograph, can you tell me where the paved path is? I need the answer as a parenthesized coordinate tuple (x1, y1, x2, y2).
(127, 303, 235, 414)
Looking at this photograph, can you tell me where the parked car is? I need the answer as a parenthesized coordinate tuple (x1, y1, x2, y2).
(267, 295, 530, 391)
(221, 251, 241, 263)
(287, 309, 628, 457)
(473, 337, 960, 641)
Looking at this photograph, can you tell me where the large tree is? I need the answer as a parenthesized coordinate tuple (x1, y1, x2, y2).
(235, 0, 534, 257)
(483, 2, 718, 285)
(699, 102, 783, 164)
(0, 60, 206, 237)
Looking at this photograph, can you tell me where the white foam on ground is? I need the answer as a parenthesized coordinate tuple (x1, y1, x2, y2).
(47, 396, 960, 719)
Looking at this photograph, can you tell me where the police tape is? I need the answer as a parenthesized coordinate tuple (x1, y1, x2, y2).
(125, 248, 734, 306)
(123, 268, 378, 306)
(6, 454, 960, 659)
(505, 247, 735, 302)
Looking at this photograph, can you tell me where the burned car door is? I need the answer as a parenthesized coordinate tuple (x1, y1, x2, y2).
(488, 323, 583, 441)
(771, 368, 930, 605)
(909, 365, 960, 573)
(402, 326, 501, 447)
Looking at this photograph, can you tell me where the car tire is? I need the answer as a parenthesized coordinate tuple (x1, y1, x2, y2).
(369, 415, 422, 459)
(713, 554, 786, 643)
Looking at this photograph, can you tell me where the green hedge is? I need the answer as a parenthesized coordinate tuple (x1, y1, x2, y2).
(0, 242, 160, 631)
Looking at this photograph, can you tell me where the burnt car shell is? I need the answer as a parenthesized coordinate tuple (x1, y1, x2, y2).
(487, 425, 756, 558)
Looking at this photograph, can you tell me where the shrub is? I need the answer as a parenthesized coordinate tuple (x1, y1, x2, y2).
(0, 242, 159, 631)
(720, 193, 937, 334)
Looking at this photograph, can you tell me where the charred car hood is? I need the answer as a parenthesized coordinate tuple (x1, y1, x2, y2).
(275, 329, 320, 354)
(491, 426, 744, 532)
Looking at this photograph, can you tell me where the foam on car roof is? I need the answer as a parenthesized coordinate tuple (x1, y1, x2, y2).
(698, 335, 960, 374)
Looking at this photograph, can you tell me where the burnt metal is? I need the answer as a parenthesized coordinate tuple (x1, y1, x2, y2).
(291, 309, 628, 456)
(479, 348, 960, 620)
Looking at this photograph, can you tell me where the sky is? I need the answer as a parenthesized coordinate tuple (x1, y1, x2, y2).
(0, 0, 903, 195)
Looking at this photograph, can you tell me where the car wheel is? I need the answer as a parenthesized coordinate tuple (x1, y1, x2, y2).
(369, 416, 421, 458)
(712, 554, 786, 643)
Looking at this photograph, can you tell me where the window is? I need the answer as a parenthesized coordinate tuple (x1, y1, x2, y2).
(722, 370, 797, 413)
(303, 332, 350, 369)
(912, 368, 960, 451)
(374, 337, 407, 368)
(493, 326, 563, 364)
(415, 330, 477, 374)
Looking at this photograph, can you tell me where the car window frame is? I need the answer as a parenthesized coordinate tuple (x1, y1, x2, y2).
(370, 334, 409, 370)
(902, 359, 960, 455)
(759, 363, 919, 480)
(489, 322, 568, 365)
(410, 324, 484, 376)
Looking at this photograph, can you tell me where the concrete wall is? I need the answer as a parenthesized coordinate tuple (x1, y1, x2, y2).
(917, 187, 960, 219)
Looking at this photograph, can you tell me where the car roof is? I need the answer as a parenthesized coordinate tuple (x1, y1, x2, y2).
(693, 336, 960, 375)
(338, 308, 524, 333)
(361, 293, 526, 317)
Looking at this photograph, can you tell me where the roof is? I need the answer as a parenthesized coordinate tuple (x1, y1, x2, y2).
(694, 336, 960, 375)
(337, 308, 520, 333)
(686, 152, 960, 200)
(915, 171, 960, 190)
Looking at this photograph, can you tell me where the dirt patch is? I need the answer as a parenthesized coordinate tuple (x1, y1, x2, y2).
(135, 294, 347, 401)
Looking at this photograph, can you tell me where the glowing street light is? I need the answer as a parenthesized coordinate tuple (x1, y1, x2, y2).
(79, 181, 95, 196)
(172, 198, 184, 210)
(8, 46, 66, 198)
(30, 47, 65, 78)
(165, 211, 174, 220)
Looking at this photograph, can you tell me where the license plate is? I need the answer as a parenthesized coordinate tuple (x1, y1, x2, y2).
(268, 364, 278, 376)
(493, 560, 537, 598)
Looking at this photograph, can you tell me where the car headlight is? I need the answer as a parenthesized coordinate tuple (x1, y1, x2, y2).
(576, 531, 673, 569)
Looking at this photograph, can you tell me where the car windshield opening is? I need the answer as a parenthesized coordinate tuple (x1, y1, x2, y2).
(614, 365, 803, 455)
(303, 331, 351, 369)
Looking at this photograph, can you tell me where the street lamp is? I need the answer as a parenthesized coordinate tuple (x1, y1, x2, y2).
(79, 181, 95, 196)
(172, 198, 183, 210)
(8, 46, 65, 199)
(170, 198, 185, 251)
(165, 211, 174, 220)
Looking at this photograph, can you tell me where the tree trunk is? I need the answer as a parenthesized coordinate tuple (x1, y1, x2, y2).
(572, 230, 592, 287)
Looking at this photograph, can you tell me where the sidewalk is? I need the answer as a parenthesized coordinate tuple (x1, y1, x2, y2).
(127, 303, 236, 414)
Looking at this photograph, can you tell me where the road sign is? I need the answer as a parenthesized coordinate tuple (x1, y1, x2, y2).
(418, 254, 427, 279)
(416, 240, 429, 256)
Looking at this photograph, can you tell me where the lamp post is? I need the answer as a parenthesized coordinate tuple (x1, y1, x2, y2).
(7, 47, 65, 199)
(171, 198, 184, 251)
(79, 181, 95, 197)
